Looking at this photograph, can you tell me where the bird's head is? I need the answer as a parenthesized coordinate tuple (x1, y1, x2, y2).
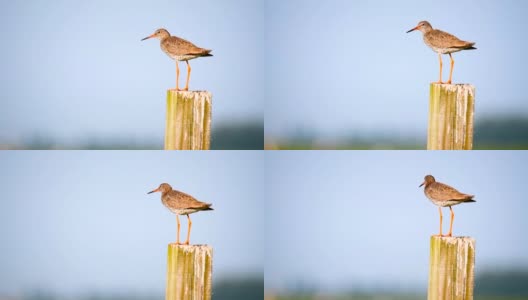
(147, 183, 172, 194)
(407, 21, 433, 34)
(141, 28, 170, 41)
(419, 175, 436, 187)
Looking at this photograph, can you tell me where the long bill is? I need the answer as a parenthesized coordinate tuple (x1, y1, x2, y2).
(147, 188, 159, 194)
(141, 34, 155, 41)
(406, 26, 418, 33)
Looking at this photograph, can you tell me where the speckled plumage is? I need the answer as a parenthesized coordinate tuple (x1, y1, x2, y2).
(421, 175, 475, 207)
(148, 183, 213, 245)
(419, 175, 475, 237)
(152, 183, 213, 215)
(423, 29, 476, 54)
(409, 21, 476, 54)
(407, 21, 476, 84)
(142, 28, 212, 91)
(160, 34, 213, 61)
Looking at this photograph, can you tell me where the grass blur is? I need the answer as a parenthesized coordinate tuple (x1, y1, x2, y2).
(267, 296, 528, 300)
(0, 121, 263, 150)
(265, 116, 528, 150)
(5, 276, 262, 300)
(265, 269, 528, 300)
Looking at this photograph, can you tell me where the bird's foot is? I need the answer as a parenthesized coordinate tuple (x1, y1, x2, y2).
(183, 241, 190, 245)
(434, 81, 445, 85)
(446, 80, 452, 84)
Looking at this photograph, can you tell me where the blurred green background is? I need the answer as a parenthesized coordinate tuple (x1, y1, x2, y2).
(265, 270, 528, 299)
(0, 121, 263, 150)
(266, 116, 528, 150)
(15, 277, 262, 300)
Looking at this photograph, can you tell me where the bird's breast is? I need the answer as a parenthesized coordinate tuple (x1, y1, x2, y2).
(423, 36, 463, 54)
(160, 46, 176, 60)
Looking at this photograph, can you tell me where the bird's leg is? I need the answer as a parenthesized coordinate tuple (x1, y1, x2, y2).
(447, 53, 454, 84)
(184, 215, 192, 245)
(183, 61, 191, 91)
(176, 215, 181, 244)
(175, 61, 181, 91)
(447, 206, 454, 237)
(436, 206, 443, 236)
(436, 54, 444, 84)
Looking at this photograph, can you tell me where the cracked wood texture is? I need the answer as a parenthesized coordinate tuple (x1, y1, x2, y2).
(165, 91, 212, 150)
(428, 236, 475, 300)
(166, 244, 213, 300)
(427, 84, 475, 150)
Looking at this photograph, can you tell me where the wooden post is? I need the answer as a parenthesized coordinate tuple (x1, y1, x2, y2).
(166, 244, 213, 300)
(428, 236, 475, 300)
(427, 84, 475, 150)
(165, 91, 212, 150)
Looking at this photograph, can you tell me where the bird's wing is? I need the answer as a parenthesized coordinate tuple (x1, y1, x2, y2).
(164, 36, 211, 56)
(430, 30, 474, 48)
(428, 182, 474, 201)
(168, 190, 212, 209)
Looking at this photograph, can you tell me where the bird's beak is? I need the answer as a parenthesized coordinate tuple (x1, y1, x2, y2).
(141, 34, 155, 41)
(406, 26, 418, 33)
(147, 188, 159, 194)
(419, 181, 425, 187)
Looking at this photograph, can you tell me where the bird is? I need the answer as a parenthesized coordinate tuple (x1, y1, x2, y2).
(407, 21, 476, 84)
(148, 183, 213, 245)
(419, 175, 475, 237)
(142, 28, 212, 91)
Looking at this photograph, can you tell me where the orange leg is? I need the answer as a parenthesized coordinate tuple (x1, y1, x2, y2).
(447, 53, 454, 84)
(447, 206, 454, 237)
(436, 207, 443, 236)
(175, 62, 181, 91)
(436, 54, 444, 84)
(183, 61, 191, 91)
(176, 215, 181, 244)
(184, 214, 192, 245)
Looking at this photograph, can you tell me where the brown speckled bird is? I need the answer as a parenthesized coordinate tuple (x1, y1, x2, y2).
(419, 175, 475, 237)
(148, 183, 213, 245)
(407, 21, 476, 84)
(142, 28, 212, 91)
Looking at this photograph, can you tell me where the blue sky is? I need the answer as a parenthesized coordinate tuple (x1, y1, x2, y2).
(265, 151, 528, 292)
(3, 0, 526, 143)
(265, 0, 528, 138)
(0, 151, 263, 295)
(0, 0, 264, 143)
(1, 151, 527, 295)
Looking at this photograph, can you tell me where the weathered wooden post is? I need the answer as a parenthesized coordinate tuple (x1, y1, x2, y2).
(165, 90, 212, 150)
(166, 244, 213, 300)
(428, 236, 475, 300)
(427, 84, 475, 150)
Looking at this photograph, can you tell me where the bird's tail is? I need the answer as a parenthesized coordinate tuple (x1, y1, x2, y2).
(202, 203, 214, 210)
(464, 195, 476, 202)
(464, 42, 477, 50)
(201, 49, 213, 57)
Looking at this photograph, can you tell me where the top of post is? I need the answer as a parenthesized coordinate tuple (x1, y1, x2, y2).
(167, 90, 212, 96)
(430, 235, 475, 244)
(167, 244, 213, 254)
